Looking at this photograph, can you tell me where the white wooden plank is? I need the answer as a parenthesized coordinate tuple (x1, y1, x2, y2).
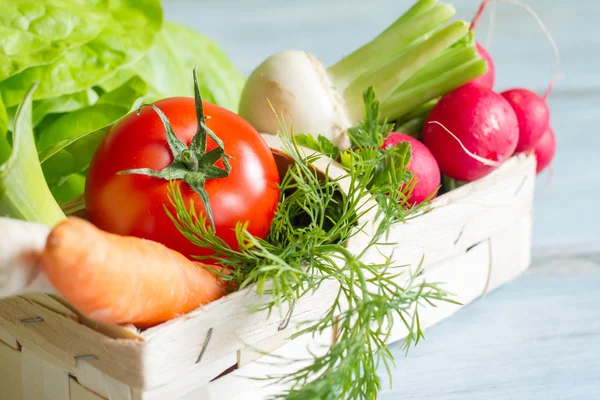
(70, 377, 107, 400)
(487, 216, 533, 292)
(0, 340, 24, 400)
(0, 324, 20, 349)
(42, 360, 70, 400)
(21, 347, 44, 400)
(102, 375, 133, 400)
(385, 240, 492, 345)
(237, 333, 286, 368)
(189, 329, 335, 400)
(131, 353, 239, 400)
(73, 361, 133, 400)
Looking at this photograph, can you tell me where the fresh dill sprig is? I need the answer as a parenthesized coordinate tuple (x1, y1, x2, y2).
(166, 87, 455, 399)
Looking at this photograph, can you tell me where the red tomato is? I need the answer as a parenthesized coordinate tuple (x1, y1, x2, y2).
(85, 97, 280, 259)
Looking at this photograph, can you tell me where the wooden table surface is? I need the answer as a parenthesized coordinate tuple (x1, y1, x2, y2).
(166, 0, 600, 398)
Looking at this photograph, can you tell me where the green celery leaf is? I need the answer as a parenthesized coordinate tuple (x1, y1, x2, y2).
(100, 21, 245, 112)
(0, 83, 65, 225)
(39, 76, 148, 192)
(0, 0, 109, 82)
(0, 0, 162, 107)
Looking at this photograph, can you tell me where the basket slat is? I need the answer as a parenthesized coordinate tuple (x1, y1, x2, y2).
(21, 347, 44, 399)
(0, 325, 20, 349)
(0, 339, 23, 399)
(73, 361, 133, 400)
(69, 377, 106, 400)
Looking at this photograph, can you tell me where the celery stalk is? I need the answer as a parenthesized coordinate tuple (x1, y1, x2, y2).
(343, 21, 471, 122)
(381, 59, 486, 121)
(329, 0, 456, 89)
(323, 0, 487, 127)
(0, 83, 66, 225)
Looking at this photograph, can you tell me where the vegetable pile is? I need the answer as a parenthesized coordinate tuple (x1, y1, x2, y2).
(0, 0, 559, 399)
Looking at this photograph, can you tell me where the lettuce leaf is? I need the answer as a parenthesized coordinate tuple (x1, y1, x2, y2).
(100, 21, 245, 112)
(51, 173, 86, 206)
(6, 89, 101, 128)
(0, 0, 162, 107)
(39, 76, 147, 194)
(0, 97, 7, 138)
(31, 90, 100, 127)
(0, 83, 65, 225)
(0, 0, 109, 82)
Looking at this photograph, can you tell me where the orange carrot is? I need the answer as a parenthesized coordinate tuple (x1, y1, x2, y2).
(40, 217, 230, 328)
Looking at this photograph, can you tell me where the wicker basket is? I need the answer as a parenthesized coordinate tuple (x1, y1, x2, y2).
(0, 135, 536, 400)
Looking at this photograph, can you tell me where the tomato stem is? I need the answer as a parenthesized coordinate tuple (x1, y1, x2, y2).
(117, 69, 231, 231)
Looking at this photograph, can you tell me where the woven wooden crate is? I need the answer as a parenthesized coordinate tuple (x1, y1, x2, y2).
(0, 135, 536, 400)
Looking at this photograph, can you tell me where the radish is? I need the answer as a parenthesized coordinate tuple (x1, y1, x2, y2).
(500, 88, 550, 153)
(239, 0, 487, 150)
(532, 125, 556, 174)
(467, 42, 495, 89)
(382, 133, 441, 205)
(422, 84, 518, 182)
(466, 2, 496, 89)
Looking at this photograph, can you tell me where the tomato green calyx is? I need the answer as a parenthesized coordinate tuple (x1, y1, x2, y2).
(118, 69, 232, 231)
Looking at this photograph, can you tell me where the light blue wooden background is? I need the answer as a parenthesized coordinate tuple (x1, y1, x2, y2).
(165, 1, 599, 398)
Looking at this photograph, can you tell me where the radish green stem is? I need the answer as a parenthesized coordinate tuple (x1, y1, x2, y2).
(329, 1, 456, 89)
(344, 21, 470, 121)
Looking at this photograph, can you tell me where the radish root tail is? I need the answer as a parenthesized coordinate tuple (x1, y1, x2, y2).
(470, 0, 561, 76)
(484, 2, 497, 48)
(543, 73, 565, 100)
(544, 165, 554, 188)
(427, 121, 502, 167)
(470, 0, 489, 31)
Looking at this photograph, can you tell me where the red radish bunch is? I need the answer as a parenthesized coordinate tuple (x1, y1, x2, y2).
(380, 0, 558, 207)
(382, 133, 441, 205)
(411, 0, 558, 192)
